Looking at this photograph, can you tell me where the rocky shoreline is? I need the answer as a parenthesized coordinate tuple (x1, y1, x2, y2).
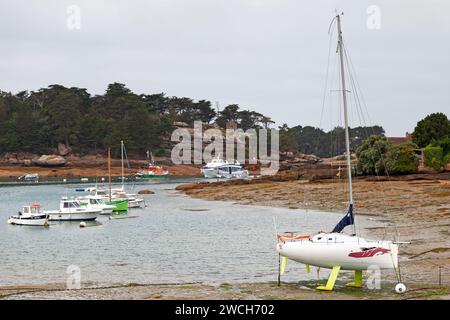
(0, 152, 202, 179)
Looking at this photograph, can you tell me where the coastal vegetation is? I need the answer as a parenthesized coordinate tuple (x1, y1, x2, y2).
(355, 113, 449, 175)
(0, 83, 274, 157)
(412, 112, 450, 148)
(1, 84, 448, 176)
(278, 124, 385, 158)
(355, 136, 420, 175)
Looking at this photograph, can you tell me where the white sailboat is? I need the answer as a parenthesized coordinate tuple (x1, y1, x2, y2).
(119, 141, 145, 208)
(276, 13, 405, 292)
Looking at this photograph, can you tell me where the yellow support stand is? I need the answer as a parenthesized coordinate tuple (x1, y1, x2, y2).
(346, 270, 363, 288)
(316, 266, 341, 291)
(280, 257, 287, 275)
(306, 264, 310, 273)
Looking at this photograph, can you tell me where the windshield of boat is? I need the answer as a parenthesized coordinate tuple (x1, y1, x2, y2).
(63, 201, 80, 208)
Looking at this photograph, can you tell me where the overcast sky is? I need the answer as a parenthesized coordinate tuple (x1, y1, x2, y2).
(0, 0, 449, 136)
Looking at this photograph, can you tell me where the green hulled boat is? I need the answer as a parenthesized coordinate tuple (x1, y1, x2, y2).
(107, 199, 129, 212)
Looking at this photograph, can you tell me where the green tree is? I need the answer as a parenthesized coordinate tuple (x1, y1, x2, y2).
(279, 124, 297, 152)
(385, 142, 419, 174)
(356, 135, 392, 175)
(412, 112, 450, 147)
(423, 146, 444, 170)
(196, 100, 216, 124)
(215, 104, 240, 128)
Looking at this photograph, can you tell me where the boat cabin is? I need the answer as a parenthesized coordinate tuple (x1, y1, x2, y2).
(79, 197, 104, 205)
(217, 165, 244, 175)
(22, 204, 43, 215)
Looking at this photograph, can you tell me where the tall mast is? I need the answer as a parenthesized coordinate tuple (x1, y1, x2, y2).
(108, 147, 112, 202)
(336, 14, 354, 208)
(121, 140, 124, 190)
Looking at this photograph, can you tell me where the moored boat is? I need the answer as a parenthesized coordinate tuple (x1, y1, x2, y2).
(18, 173, 39, 182)
(45, 198, 101, 221)
(94, 189, 129, 212)
(136, 151, 169, 179)
(201, 155, 249, 179)
(7, 204, 49, 226)
(77, 195, 116, 214)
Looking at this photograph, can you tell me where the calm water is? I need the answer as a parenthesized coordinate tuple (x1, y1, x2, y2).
(0, 179, 372, 286)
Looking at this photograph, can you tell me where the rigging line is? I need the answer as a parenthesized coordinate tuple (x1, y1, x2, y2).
(342, 42, 367, 130)
(342, 38, 371, 127)
(320, 28, 336, 130)
(344, 44, 401, 238)
(341, 39, 394, 234)
(344, 53, 391, 228)
(337, 49, 356, 235)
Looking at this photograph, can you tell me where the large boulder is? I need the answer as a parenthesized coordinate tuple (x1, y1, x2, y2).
(33, 155, 66, 167)
(138, 189, 155, 195)
(57, 143, 72, 156)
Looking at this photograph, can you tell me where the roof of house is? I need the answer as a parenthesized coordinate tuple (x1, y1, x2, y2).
(387, 133, 412, 145)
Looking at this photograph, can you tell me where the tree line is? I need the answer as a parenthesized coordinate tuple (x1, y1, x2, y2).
(278, 124, 385, 158)
(0, 83, 274, 156)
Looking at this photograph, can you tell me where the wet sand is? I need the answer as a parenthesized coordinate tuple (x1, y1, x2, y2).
(1, 281, 448, 300)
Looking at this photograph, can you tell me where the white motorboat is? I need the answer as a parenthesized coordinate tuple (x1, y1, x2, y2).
(276, 13, 403, 292)
(201, 155, 249, 179)
(18, 173, 39, 182)
(7, 204, 49, 226)
(45, 198, 101, 221)
(77, 195, 116, 214)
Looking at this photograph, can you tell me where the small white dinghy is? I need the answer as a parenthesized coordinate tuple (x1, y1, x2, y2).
(7, 204, 49, 226)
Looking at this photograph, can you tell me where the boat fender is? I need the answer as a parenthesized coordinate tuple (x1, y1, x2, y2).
(395, 283, 406, 294)
(79, 221, 87, 228)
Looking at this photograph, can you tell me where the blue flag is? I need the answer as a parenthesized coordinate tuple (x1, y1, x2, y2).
(331, 204, 354, 233)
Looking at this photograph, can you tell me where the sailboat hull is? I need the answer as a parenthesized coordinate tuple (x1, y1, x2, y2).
(277, 234, 398, 270)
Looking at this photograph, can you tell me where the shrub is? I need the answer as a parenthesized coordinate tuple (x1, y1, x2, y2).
(423, 146, 444, 170)
(385, 142, 419, 174)
(356, 135, 392, 175)
(444, 153, 450, 165)
(155, 147, 166, 157)
(430, 137, 450, 154)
